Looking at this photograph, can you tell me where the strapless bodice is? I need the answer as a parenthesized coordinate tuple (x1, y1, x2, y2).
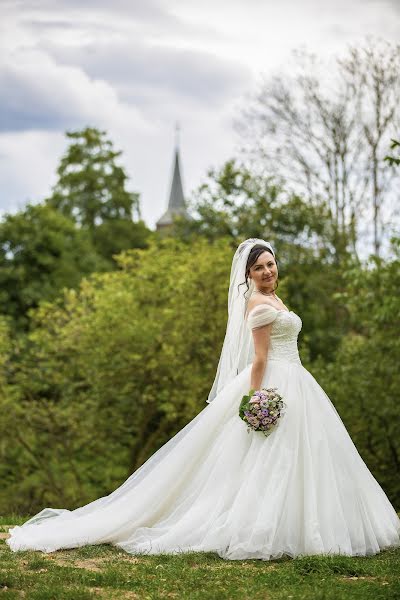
(246, 305, 302, 365)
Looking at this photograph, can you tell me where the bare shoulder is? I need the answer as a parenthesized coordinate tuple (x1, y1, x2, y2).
(246, 296, 276, 315)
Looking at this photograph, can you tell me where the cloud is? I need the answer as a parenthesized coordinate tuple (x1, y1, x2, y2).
(0, 0, 251, 135)
(1, 0, 399, 230)
(16, 0, 224, 46)
(3, 0, 169, 18)
(38, 40, 250, 109)
(0, 0, 248, 227)
(0, 47, 149, 133)
(0, 130, 64, 213)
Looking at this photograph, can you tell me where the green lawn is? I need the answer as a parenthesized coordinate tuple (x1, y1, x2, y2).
(1, 516, 399, 599)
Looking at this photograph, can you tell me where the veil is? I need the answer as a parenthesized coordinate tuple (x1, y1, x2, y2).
(206, 238, 275, 403)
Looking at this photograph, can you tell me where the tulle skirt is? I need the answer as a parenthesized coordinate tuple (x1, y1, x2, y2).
(6, 358, 400, 560)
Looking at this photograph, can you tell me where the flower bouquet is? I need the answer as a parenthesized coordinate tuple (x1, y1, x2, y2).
(239, 387, 286, 437)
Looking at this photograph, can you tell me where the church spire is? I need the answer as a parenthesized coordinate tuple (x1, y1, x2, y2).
(156, 123, 191, 231)
(167, 146, 185, 210)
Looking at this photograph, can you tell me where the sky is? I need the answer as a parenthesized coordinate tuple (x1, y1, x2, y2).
(0, 0, 399, 229)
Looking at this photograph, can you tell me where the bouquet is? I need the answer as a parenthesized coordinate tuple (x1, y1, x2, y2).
(239, 387, 286, 437)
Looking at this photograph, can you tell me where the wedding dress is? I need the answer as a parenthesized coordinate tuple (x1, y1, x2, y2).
(6, 304, 400, 560)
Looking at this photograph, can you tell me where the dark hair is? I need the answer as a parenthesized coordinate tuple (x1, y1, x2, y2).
(237, 244, 279, 297)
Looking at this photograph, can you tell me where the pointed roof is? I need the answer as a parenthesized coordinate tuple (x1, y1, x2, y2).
(156, 143, 191, 228)
(168, 148, 185, 210)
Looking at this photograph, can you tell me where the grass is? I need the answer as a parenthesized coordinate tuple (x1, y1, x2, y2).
(1, 516, 399, 599)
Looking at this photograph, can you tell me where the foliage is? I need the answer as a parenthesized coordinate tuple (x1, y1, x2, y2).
(0, 204, 106, 327)
(311, 239, 400, 506)
(176, 160, 353, 361)
(0, 316, 10, 388)
(0, 231, 399, 516)
(282, 250, 353, 363)
(176, 159, 331, 249)
(46, 127, 152, 263)
(385, 139, 400, 167)
(47, 127, 141, 228)
(0, 238, 231, 514)
(91, 217, 152, 262)
(0, 128, 153, 327)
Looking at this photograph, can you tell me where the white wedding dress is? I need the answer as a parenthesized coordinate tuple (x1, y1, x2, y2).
(6, 305, 400, 560)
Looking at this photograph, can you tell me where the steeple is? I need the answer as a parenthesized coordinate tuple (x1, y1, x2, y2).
(156, 123, 191, 231)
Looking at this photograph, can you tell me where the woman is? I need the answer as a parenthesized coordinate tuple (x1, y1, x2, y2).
(6, 238, 400, 560)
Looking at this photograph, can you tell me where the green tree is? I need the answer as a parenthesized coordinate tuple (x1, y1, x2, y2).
(175, 160, 353, 362)
(48, 127, 141, 228)
(175, 160, 346, 255)
(91, 218, 152, 261)
(0, 238, 231, 513)
(1, 236, 398, 513)
(0, 316, 11, 396)
(311, 238, 400, 506)
(0, 204, 105, 327)
(47, 127, 152, 261)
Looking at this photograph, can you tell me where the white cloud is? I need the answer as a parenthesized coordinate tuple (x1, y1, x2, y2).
(0, 46, 150, 132)
(0, 0, 399, 228)
(0, 130, 64, 214)
(35, 40, 251, 111)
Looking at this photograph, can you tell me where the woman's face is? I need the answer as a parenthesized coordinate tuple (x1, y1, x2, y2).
(248, 250, 278, 292)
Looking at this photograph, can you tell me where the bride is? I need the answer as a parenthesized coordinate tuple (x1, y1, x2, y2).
(6, 238, 400, 560)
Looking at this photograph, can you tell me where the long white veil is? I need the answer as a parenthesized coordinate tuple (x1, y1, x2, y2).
(207, 238, 275, 403)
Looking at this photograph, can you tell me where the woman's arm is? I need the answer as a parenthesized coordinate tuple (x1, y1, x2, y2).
(250, 323, 272, 390)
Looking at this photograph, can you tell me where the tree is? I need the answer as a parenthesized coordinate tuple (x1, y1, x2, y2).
(2, 237, 398, 512)
(312, 238, 400, 506)
(237, 38, 400, 257)
(91, 218, 152, 261)
(175, 159, 333, 253)
(47, 127, 141, 228)
(339, 40, 400, 256)
(175, 160, 354, 362)
(0, 316, 21, 510)
(385, 139, 400, 167)
(47, 127, 152, 262)
(0, 204, 105, 327)
(0, 238, 231, 513)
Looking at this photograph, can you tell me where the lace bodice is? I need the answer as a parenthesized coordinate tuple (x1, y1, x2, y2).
(246, 304, 302, 364)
